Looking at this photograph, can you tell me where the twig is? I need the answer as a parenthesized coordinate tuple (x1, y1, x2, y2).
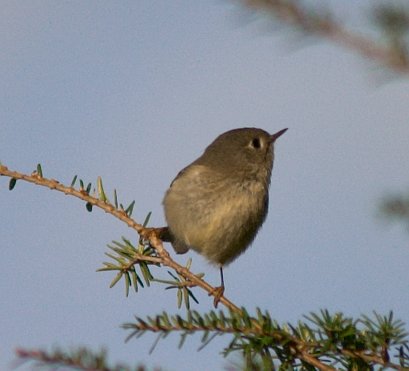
(244, 0, 409, 74)
(0, 164, 239, 311)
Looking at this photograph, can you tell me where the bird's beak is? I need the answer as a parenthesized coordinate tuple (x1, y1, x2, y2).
(270, 128, 288, 142)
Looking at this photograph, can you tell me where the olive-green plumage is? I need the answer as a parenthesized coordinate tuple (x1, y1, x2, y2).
(163, 127, 287, 267)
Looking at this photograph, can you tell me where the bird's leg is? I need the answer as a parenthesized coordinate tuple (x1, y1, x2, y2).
(209, 266, 225, 308)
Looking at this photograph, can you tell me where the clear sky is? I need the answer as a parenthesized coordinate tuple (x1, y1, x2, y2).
(1, 1, 409, 370)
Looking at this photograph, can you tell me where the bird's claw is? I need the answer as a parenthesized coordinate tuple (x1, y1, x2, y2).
(209, 286, 225, 308)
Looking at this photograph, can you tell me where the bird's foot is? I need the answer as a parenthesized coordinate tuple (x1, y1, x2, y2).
(139, 227, 170, 244)
(209, 285, 224, 308)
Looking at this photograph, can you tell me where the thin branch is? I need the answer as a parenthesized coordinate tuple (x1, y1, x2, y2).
(341, 349, 402, 371)
(0, 165, 143, 232)
(0, 164, 239, 311)
(15, 347, 145, 371)
(140, 228, 242, 312)
(244, 0, 409, 74)
(125, 254, 163, 267)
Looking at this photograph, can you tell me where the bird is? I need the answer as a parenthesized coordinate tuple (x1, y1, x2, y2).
(163, 127, 287, 306)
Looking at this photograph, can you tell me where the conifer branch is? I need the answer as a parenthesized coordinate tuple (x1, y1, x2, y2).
(15, 347, 149, 371)
(4, 164, 409, 370)
(123, 309, 409, 370)
(0, 164, 239, 310)
(243, 0, 409, 75)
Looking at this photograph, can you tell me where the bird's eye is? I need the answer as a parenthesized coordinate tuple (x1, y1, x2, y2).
(250, 137, 261, 149)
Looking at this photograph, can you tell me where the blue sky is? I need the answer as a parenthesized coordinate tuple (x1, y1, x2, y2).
(1, 1, 409, 370)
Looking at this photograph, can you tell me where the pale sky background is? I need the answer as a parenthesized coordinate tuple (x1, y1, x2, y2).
(1, 1, 409, 370)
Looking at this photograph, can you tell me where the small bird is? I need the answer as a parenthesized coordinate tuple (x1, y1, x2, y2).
(163, 127, 287, 306)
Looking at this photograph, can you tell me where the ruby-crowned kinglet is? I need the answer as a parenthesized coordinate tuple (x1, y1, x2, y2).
(163, 127, 287, 305)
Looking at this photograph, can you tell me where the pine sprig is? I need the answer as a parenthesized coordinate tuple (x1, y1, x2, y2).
(15, 347, 150, 371)
(123, 309, 409, 370)
(153, 259, 202, 309)
(97, 236, 160, 296)
(98, 236, 202, 308)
